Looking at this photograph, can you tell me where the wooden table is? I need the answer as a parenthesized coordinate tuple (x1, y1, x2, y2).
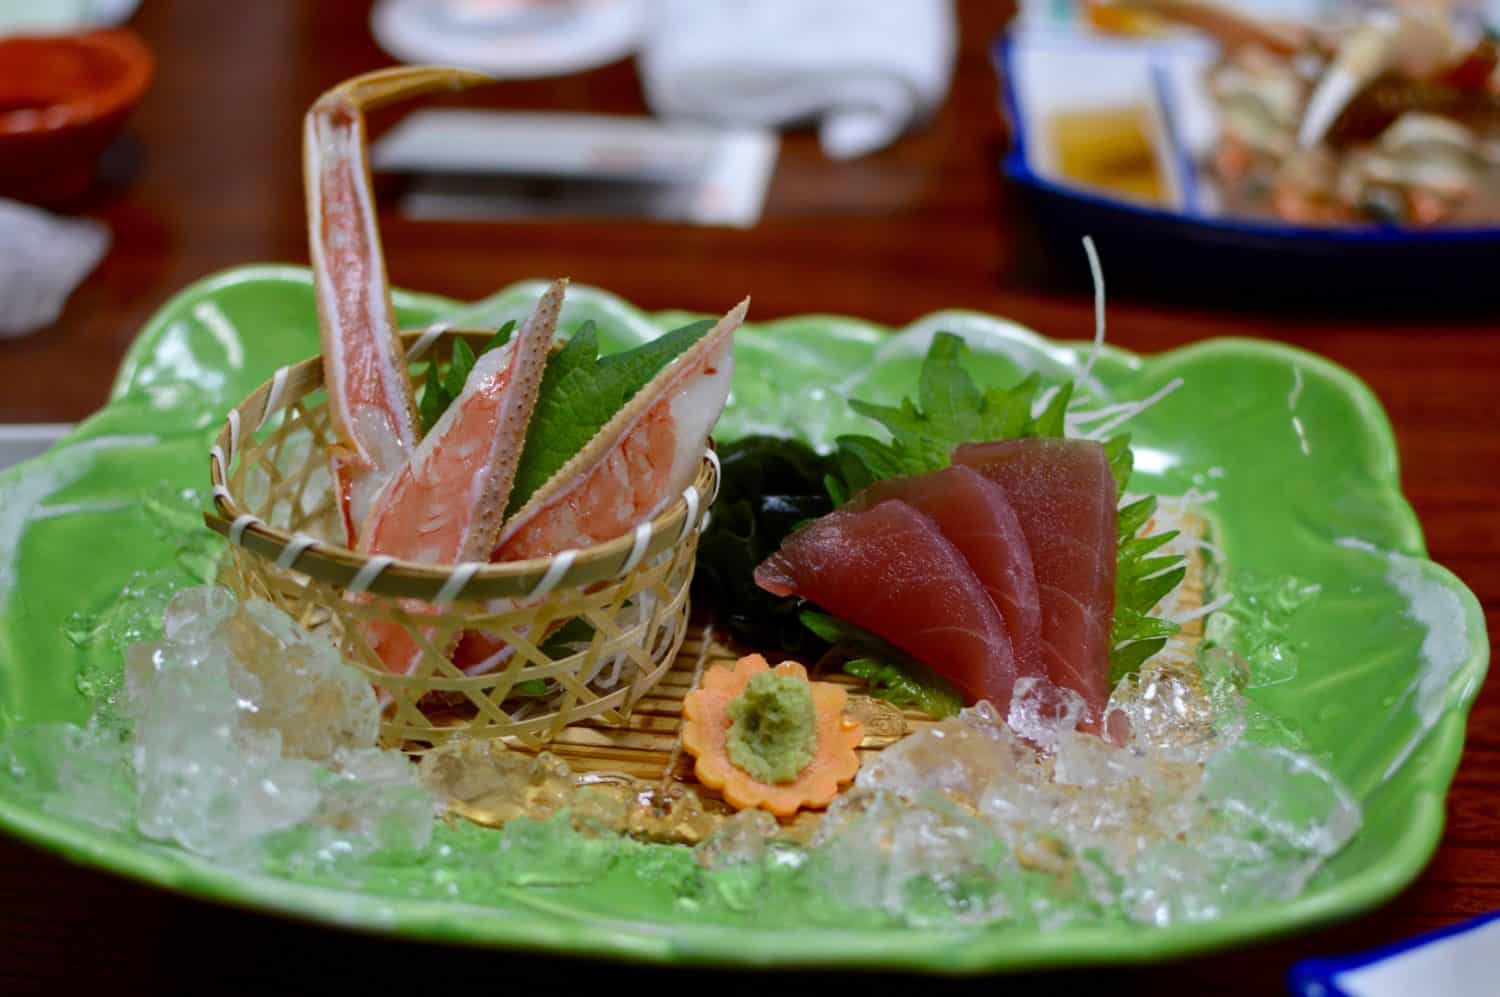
(1, 2, 1494, 993)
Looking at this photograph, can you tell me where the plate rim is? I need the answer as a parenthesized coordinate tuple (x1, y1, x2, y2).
(0, 266, 1488, 972)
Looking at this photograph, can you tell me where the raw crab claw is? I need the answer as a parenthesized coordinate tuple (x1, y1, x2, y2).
(358, 281, 564, 677)
(305, 66, 492, 546)
(1298, 10, 1464, 149)
(494, 297, 748, 561)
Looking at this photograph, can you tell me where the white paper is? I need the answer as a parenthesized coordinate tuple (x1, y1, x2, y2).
(373, 110, 778, 228)
(0, 199, 109, 339)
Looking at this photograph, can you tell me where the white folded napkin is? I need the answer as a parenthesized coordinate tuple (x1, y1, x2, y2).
(0, 0, 138, 35)
(638, 0, 957, 160)
(0, 199, 109, 339)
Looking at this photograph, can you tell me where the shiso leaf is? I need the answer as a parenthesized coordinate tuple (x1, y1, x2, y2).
(480, 319, 517, 356)
(416, 323, 518, 434)
(1103, 433, 1134, 493)
(823, 473, 851, 507)
(1033, 382, 1073, 438)
(918, 332, 984, 440)
(829, 331, 1187, 680)
(1117, 495, 1156, 541)
(1108, 637, 1168, 680)
(418, 358, 451, 434)
(505, 318, 715, 516)
(540, 617, 596, 658)
(980, 373, 1039, 440)
(800, 610, 962, 719)
(831, 332, 1068, 485)
(443, 338, 477, 398)
(831, 433, 910, 486)
(412, 317, 718, 516)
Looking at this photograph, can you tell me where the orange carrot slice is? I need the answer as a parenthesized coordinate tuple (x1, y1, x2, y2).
(682, 654, 864, 819)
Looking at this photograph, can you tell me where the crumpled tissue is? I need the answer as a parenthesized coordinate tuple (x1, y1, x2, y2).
(0, 198, 109, 338)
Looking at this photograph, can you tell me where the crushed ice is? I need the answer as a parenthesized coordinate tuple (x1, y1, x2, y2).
(8, 586, 434, 866)
(693, 651, 1361, 929)
(6, 574, 1360, 930)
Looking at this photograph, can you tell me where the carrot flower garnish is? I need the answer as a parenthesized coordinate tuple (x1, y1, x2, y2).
(682, 654, 864, 818)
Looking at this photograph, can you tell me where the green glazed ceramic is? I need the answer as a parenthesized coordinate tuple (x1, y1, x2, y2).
(0, 267, 1487, 972)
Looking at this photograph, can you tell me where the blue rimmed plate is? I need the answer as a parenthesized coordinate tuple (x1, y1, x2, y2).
(994, 26, 1500, 306)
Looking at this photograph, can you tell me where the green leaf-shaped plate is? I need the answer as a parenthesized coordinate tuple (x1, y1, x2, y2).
(0, 267, 1487, 972)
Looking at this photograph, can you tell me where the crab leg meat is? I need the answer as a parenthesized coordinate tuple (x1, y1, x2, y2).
(360, 279, 563, 563)
(494, 298, 747, 562)
(305, 66, 491, 545)
(358, 281, 563, 676)
(451, 299, 747, 675)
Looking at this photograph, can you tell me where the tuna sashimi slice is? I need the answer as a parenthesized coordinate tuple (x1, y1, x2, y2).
(953, 437, 1118, 725)
(754, 500, 1020, 711)
(852, 465, 1043, 678)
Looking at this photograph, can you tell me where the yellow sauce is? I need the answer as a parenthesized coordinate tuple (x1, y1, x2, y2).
(1048, 106, 1168, 205)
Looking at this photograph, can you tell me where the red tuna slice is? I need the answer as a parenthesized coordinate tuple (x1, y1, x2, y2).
(754, 500, 1020, 711)
(953, 437, 1118, 726)
(852, 465, 1043, 678)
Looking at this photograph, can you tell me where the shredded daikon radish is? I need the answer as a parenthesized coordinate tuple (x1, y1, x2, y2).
(1076, 378, 1186, 441)
(1167, 591, 1234, 626)
(1033, 384, 1064, 419)
(1134, 487, 1232, 630)
(1079, 235, 1107, 393)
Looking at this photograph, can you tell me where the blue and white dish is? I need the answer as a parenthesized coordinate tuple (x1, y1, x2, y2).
(1291, 910, 1500, 997)
(994, 25, 1500, 306)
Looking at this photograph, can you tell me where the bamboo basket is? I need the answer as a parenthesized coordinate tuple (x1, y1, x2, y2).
(204, 328, 720, 751)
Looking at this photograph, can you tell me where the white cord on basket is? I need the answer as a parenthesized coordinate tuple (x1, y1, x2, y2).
(229, 514, 261, 546)
(620, 521, 652, 576)
(275, 534, 319, 570)
(406, 321, 451, 361)
(705, 447, 721, 495)
(677, 486, 700, 544)
(528, 549, 577, 599)
(260, 366, 290, 429)
(434, 561, 482, 605)
(347, 554, 395, 595)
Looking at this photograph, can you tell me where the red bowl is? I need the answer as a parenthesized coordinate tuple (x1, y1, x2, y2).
(0, 28, 154, 204)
